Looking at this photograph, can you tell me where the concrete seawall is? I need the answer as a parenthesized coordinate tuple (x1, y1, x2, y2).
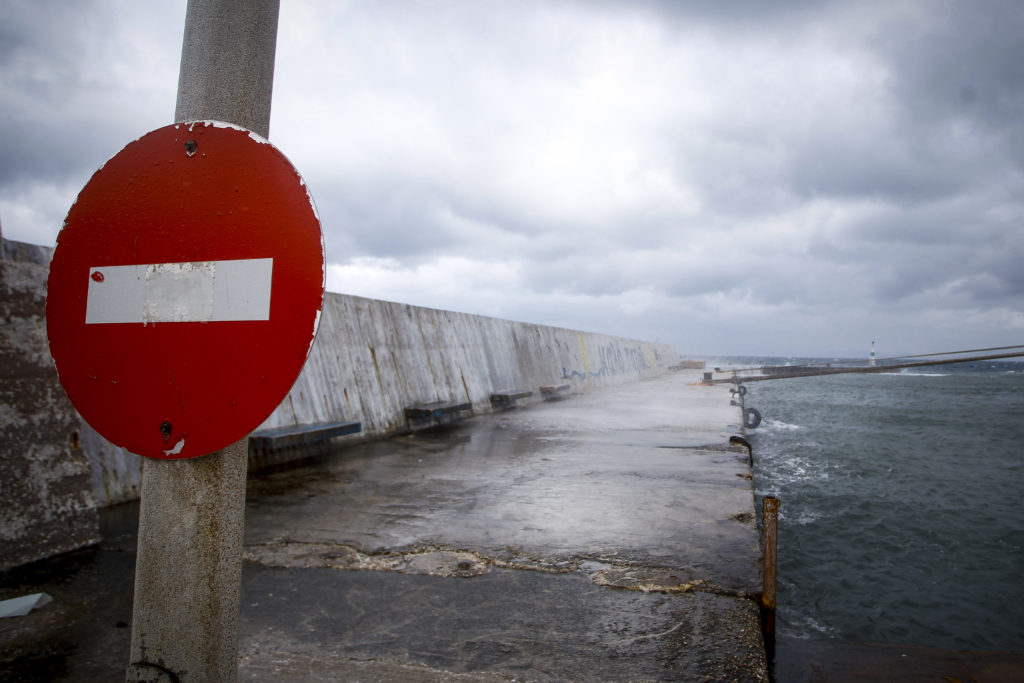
(88, 276, 682, 506)
(1, 369, 767, 681)
(1, 237, 686, 566)
(265, 290, 681, 435)
(0, 243, 100, 571)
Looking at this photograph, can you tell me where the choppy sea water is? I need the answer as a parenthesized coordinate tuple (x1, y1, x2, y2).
(717, 358, 1024, 652)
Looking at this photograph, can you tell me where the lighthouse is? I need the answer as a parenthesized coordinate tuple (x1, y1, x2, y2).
(869, 340, 877, 367)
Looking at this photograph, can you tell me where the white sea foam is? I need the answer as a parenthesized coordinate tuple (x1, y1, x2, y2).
(747, 358, 1024, 650)
(765, 418, 802, 431)
(761, 455, 828, 487)
(781, 508, 822, 525)
(780, 613, 840, 639)
(800, 616, 839, 637)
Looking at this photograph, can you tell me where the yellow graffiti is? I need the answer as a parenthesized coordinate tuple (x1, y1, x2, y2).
(578, 334, 591, 382)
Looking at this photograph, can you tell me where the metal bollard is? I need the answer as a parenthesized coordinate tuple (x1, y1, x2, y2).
(761, 495, 779, 651)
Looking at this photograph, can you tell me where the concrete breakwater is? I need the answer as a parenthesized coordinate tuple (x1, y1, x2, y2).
(266, 290, 681, 434)
(1, 367, 765, 681)
(1, 237, 687, 568)
(1, 240, 100, 571)
(3, 236, 769, 681)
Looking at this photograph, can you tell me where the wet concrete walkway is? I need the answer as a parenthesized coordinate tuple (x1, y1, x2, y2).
(1, 369, 769, 681)
(238, 369, 767, 681)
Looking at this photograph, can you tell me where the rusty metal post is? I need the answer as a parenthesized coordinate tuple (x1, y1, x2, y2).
(127, 1, 280, 681)
(761, 495, 779, 653)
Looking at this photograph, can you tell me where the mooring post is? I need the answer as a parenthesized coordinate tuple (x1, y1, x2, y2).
(126, 1, 280, 681)
(761, 495, 779, 653)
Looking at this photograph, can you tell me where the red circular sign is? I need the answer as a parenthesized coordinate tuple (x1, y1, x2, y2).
(46, 122, 324, 459)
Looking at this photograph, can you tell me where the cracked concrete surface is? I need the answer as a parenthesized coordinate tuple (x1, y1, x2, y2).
(240, 370, 768, 681)
(0, 370, 768, 681)
(8, 369, 1024, 680)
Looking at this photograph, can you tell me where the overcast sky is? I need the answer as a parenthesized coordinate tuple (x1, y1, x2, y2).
(2, 0, 1023, 358)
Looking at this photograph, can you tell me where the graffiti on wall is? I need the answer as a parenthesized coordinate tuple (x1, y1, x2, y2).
(561, 340, 664, 382)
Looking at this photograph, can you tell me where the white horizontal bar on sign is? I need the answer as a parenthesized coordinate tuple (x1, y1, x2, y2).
(85, 258, 273, 324)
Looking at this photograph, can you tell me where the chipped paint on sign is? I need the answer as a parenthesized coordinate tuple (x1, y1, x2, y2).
(163, 438, 186, 456)
(85, 258, 273, 324)
(183, 119, 272, 147)
(46, 121, 324, 459)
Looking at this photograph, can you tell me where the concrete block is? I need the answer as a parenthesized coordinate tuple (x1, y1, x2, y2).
(0, 255, 99, 571)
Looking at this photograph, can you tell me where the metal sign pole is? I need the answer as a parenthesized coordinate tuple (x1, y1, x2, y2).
(127, 2, 280, 680)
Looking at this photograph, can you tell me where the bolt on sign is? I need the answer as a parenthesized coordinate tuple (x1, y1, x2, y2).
(46, 122, 325, 459)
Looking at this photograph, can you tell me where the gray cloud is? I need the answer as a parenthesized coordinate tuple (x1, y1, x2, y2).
(3, 0, 1023, 356)
(785, 127, 970, 203)
(594, 0, 836, 30)
(0, 1, 180, 184)
(877, 1, 1024, 136)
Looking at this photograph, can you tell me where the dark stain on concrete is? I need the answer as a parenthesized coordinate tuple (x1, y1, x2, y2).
(237, 562, 767, 682)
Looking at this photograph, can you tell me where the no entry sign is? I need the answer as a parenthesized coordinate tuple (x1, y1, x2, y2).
(46, 121, 325, 459)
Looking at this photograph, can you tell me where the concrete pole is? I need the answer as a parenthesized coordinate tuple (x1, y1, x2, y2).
(127, 2, 280, 681)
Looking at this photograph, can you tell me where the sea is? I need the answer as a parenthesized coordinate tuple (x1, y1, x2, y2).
(710, 357, 1024, 654)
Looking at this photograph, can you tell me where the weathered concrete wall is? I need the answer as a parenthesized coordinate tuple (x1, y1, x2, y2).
(262, 292, 680, 436)
(88, 292, 681, 500)
(2, 237, 682, 518)
(0, 240, 100, 571)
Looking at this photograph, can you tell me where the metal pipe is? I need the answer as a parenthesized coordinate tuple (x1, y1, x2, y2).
(762, 496, 779, 650)
(874, 344, 1024, 362)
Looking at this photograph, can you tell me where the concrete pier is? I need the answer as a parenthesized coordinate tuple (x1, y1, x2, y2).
(0, 369, 768, 681)
(239, 369, 764, 681)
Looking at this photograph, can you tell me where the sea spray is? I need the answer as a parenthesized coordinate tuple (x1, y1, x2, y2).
(732, 358, 1024, 651)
